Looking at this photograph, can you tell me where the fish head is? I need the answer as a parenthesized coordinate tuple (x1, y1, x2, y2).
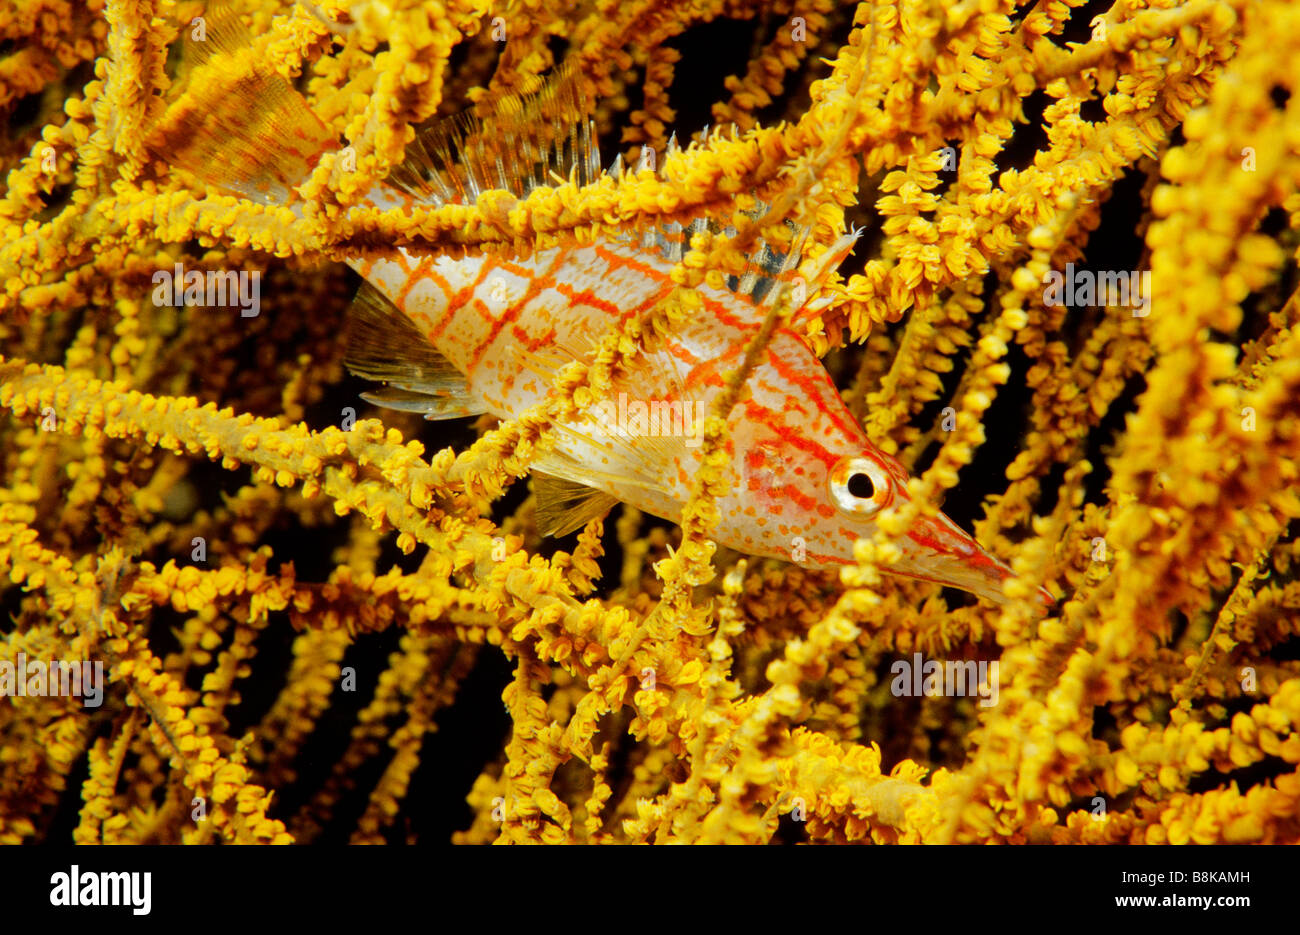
(730, 334, 1053, 609)
(818, 449, 1054, 608)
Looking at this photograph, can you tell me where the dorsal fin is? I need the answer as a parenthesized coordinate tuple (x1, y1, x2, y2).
(788, 228, 862, 320)
(723, 217, 809, 307)
(387, 62, 601, 205)
(344, 282, 487, 420)
(625, 208, 809, 307)
(533, 474, 619, 537)
(385, 60, 835, 311)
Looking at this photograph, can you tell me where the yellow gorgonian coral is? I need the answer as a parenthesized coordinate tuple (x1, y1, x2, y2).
(1, 0, 1299, 852)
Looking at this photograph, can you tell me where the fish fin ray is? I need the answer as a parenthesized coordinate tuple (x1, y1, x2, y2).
(345, 282, 487, 419)
(145, 2, 335, 203)
(388, 62, 600, 205)
(183, 0, 252, 67)
(617, 200, 815, 308)
(736, 221, 814, 306)
(786, 229, 861, 323)
(358, 387, 485, 420)
(511, 343, 585, 377)
(532, 474, 619, 537)
(532, 400, 696, 505)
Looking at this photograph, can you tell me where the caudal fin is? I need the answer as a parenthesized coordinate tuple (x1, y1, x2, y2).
(145, 2, 335, 203)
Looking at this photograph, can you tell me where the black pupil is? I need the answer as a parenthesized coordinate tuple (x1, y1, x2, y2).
(847, 472, 875, 499)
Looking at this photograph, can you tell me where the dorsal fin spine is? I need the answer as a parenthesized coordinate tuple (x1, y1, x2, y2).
(387, 63, 599, 206)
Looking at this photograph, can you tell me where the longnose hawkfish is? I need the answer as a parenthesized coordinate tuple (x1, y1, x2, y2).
(148, 10, 1054, 609)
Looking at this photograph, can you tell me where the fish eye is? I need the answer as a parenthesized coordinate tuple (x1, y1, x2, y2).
(830, 457, 892, 516)
(847, 472, 874, 499)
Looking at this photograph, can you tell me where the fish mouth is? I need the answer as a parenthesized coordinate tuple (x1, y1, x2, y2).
(897, 510, 1055, 609)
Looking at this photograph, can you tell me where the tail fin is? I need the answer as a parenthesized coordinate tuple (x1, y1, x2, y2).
(145, 2, 335, 203)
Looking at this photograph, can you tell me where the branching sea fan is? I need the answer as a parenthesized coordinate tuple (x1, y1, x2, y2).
(0, 0, 1299, 848)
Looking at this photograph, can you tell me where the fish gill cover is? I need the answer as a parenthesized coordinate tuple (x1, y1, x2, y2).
(0, 0, 1298, 845)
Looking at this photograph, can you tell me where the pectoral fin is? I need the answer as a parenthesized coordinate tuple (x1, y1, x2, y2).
(533, 473, 619, 537)
(345, 282, 488, 420)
